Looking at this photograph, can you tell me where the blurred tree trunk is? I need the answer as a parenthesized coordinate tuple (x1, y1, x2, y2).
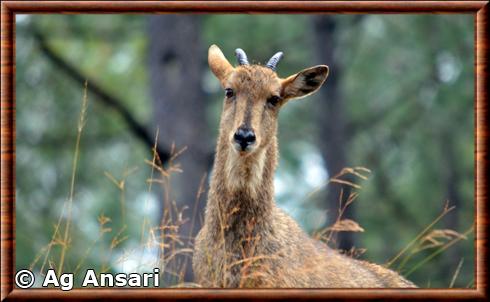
(148, 15, 210, 283)
(312, 16, 355, 251)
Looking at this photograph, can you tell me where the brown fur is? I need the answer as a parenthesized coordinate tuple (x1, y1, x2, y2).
(193, 45, 416, 288)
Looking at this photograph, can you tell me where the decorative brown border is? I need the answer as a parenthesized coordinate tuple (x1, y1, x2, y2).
(1, 1, 487, 301)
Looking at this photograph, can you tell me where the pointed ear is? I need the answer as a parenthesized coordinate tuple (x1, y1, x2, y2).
(281, 65, 329, 100)
(208, 45, 234, 87)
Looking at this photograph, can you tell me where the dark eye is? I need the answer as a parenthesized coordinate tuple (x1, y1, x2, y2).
(267, 95, 281, 107)
(225, 88, 234, 98)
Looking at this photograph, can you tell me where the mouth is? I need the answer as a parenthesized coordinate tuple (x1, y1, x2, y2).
(232, 141, 256, 155)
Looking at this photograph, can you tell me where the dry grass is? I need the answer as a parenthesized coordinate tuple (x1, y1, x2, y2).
(28, 84, 473, 289)
(384, 200, 472, 283)
(30, 81, 89, 278)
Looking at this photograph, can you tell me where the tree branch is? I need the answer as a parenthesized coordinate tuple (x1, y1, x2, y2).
(31, 29, 171, 163)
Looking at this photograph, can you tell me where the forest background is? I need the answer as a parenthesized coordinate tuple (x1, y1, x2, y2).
(15, 14, 474, 288)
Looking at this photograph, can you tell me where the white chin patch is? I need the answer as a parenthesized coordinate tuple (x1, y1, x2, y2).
(232, 142, 255, 155)
(225, 147, 266, 195)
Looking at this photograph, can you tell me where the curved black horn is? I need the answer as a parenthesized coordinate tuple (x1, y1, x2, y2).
(266, 51, 284, 71)
(235, 48, 249, 66)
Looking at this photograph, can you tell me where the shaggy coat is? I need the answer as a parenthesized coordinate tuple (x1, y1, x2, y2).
(193, 45, 416, 288)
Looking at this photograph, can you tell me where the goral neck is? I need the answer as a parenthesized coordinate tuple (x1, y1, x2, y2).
(206, 134, 278, 228)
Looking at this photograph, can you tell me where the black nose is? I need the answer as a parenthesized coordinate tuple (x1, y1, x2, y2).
(234, 127, 256, 150)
